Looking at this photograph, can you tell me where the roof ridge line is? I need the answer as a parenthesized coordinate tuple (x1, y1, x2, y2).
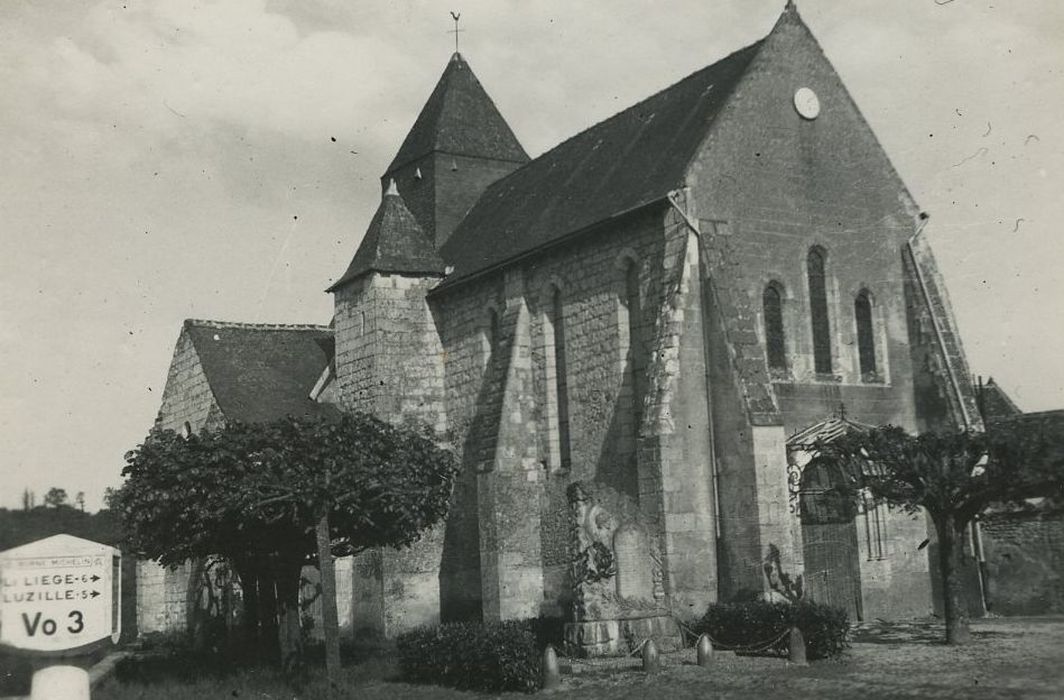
(184, 319, 332, 332)
(509, 39, 766, 175)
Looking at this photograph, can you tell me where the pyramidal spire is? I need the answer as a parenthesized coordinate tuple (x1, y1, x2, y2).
(326, 187, 445, 292)
(384, 53, 528, 176)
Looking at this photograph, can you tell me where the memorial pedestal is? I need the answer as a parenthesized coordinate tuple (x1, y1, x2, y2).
(564, 615, 683, 657)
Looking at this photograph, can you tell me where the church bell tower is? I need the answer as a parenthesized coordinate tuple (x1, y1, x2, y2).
(382, 52, 529, 248)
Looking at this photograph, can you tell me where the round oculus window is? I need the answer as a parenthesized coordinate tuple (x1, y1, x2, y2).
(794, 87, 820, 120)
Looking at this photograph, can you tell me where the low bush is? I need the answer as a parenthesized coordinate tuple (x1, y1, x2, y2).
(525, 616, 565, 653)
(396, 619, 542, 693)
(698, 599, 850, 660)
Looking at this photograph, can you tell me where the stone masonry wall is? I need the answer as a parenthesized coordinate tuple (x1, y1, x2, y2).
(854, 507, 934, 619)
(980, 510, 1064, 616)
(683, 12, 941, 613)
(156, 325, 221, 433)
(333, 273, 447, 433)
(137, 326, 222, 637)
(431, 206, 674, 621)
(136, 560, 193, 635)
(300, 557, 354, 639)
(636, 207, 720, 618)
(332, 271, 448, 636)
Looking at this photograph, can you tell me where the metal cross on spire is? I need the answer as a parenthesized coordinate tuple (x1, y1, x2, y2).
(448, 12, 463, 54)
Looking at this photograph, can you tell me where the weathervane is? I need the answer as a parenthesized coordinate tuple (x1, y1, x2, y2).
(449, 11, 463, 54)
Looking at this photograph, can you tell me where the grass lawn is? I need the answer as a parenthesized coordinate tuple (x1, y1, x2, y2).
(90, 617, 1064, 700)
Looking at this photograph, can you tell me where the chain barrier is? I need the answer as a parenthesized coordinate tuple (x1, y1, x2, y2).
(623, 616, 791, 658)
(671, 614, 791, 654)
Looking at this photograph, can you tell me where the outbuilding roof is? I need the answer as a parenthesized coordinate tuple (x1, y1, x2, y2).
(184, 320, 335, 423)
(976, 377, 1024, 422)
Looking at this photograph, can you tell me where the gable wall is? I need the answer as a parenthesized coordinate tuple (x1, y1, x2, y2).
(686, 15, 933, 616)
(689, 17, 922, 434)
(141, 327, 222, 635)
(156, 327, 221, 433)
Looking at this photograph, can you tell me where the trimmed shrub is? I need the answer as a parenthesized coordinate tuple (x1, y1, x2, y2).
(524, 616, 565, 654)
(396, 620, 541, 693)
(698, 599, 850, 660)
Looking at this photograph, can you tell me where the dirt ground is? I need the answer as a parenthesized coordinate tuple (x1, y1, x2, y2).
(89, 616, 1064, 699)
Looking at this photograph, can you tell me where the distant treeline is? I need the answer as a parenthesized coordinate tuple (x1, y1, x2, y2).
(0, 505, 121, 551)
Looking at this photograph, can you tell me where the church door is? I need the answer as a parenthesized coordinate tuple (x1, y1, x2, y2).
(799, 460, 863, 621)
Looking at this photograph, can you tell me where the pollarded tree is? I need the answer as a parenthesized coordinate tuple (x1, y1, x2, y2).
(112, 411, 458, 670)
(816, 419, 1064, 644)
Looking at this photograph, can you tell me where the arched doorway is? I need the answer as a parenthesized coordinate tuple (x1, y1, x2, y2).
(799, 459, 863, 621)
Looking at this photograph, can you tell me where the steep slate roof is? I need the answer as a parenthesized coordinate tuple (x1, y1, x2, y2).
(437, 40, 764, 287)
(987, 409, 1064, 488)
(326, 183, 446, 292)
(385, 53, 529, 174)
(184, 320, 335, 423)
(976, 377, 1024, 422)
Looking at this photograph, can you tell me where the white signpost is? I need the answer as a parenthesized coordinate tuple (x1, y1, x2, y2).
(1, 534, 121, 699)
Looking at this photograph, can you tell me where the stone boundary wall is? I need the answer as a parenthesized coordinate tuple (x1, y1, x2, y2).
(981, 510, 1064, 616)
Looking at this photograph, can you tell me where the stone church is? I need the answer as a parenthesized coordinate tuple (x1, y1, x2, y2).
(145, 3, 984, 653)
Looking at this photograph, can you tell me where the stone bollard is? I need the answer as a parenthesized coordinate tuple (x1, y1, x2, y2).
(541, 645, 561, 691)
(31, 666, 90, 700)
(642, 638, 661, 674)
(788, 626, 808, 666)
(696, 633, 714, 667)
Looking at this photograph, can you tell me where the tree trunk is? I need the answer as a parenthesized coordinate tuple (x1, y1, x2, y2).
(232, 559, 261, 661)
(316, 513, 342, 694)
(186, 558, 207, 651)
(935, 512, 972, 645)
(273, 554, 306, 678)
(259, 568, 280, 664)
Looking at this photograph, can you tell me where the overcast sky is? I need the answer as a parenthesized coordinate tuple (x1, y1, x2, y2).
(1, 0, 1061, 511)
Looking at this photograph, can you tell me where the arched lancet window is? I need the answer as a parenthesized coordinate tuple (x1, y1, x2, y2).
(807, 247, 832, 375)
(854, 290, 876, 377)
(546, 286, 572, 470)
(484, 307, 500, 370)
(763, 282, 787, 372)
(624, 259, 644, 429)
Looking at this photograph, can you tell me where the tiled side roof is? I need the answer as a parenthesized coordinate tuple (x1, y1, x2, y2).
(326, 185, 446, 292)
(988, 409, 1064, 483)
(184, 320, 334, 424)
(385, 53, 528, 175)
(437, 41, 764, 287)
(976, 377, 1024, 422)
